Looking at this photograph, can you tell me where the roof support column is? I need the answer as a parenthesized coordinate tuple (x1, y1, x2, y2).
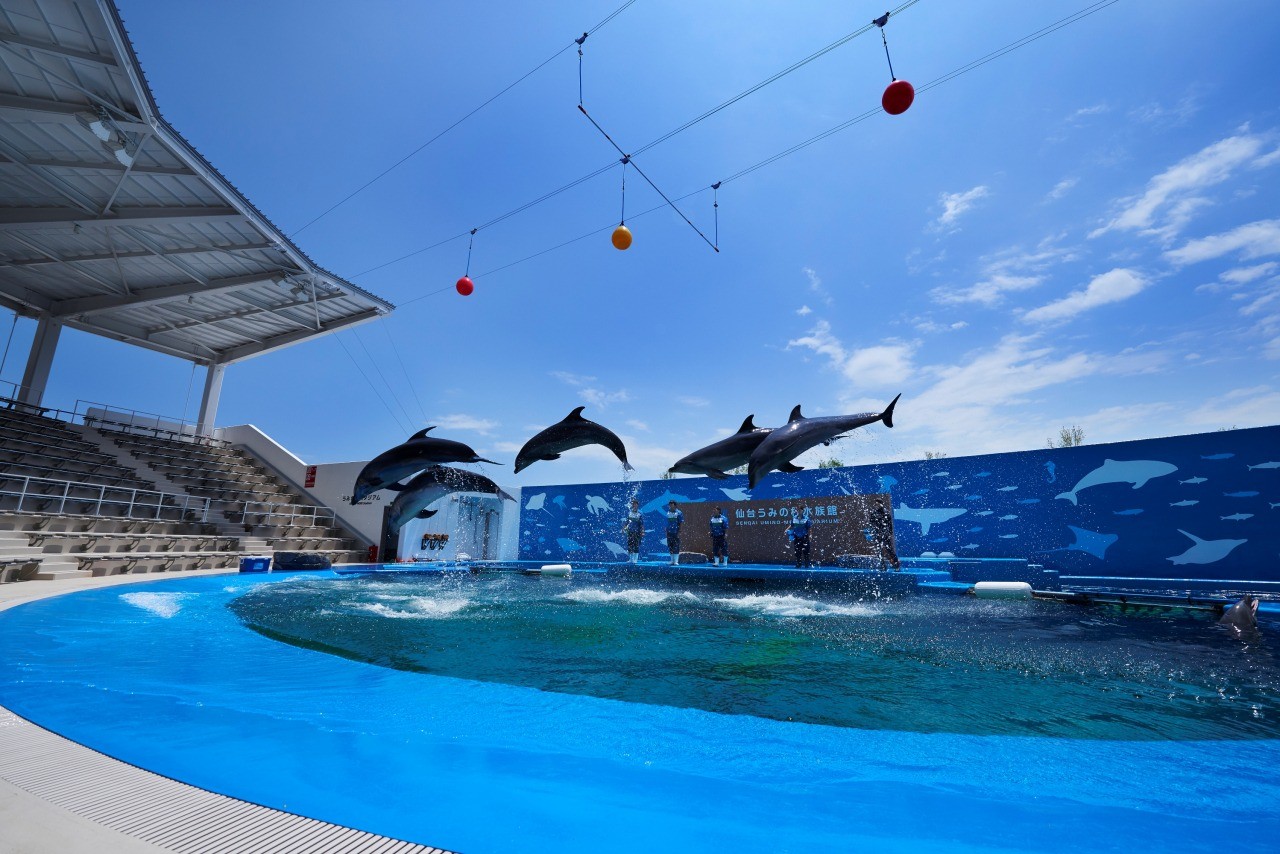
(17, 315, 61, 407)
(197, 362, 226, 436)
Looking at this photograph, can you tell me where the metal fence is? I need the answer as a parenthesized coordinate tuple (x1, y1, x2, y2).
(0, 474, 211, 521)
(235, 501, 336, 528)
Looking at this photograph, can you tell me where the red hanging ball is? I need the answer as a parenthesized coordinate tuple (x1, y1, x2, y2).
(455, 276, 474, 296)
(882, 79, 915, 116)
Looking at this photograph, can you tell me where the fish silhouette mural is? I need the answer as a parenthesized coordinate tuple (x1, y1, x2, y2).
(1047, 526, 1119, 561)
(894, 504, 967, 536)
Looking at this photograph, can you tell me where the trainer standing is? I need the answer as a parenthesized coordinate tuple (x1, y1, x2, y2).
(665, 500, 684, 565)
(709, 506, 730, 566)
(786, 506, 813, 568)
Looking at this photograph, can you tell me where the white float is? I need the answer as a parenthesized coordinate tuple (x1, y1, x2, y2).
(539, 563, 572, 577)
(973, 581, 1032, 600)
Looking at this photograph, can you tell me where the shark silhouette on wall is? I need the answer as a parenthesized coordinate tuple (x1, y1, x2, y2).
(893, 503, 967, 536)
(1055, 459, 1178, 505)
(1167, 530, 1247, 565)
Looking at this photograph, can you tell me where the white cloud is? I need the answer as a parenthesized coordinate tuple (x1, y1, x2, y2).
(796, 305, 812, 316)
(492, 441, 524, 453)
(1165, 219, 1280, 266)
(551, 369, 629, 409)
(932, 242, 1077, 306)
(1022, 268, 1150, 324)
(802, 267, 832, 306)
(430, 413, 498, 434)
(1183, 386, 1280, 429)
(1067, 104, 1108, 123)
(625, 419, 649, 432)
(1046, 177, 1078, 201)
(915, 319, 968, 333)
(1220, 262, 1278, 284)
(549, 370, 594, 386)
(1090, 131, 1273, 240)
(1129, 94, 1200, 127)
(677, 395, 710, 408)
(934, 185, 989, 229)
(787, 321, 914, 388)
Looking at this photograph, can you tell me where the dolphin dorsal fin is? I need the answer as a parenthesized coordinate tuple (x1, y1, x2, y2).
(737, 414, 757, 433)
(408, 426, 435, 441)
(563, 406, 587, 421)
(788, 405, 804, 423)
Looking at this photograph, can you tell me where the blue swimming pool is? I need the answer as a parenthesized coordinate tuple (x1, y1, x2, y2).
(1, 571, 1278, 852)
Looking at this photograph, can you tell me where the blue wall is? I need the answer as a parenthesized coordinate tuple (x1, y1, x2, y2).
(518, 426, 1280, 583)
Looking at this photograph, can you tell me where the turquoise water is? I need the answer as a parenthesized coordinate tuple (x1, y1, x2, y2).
(1, 572, 1279, 852)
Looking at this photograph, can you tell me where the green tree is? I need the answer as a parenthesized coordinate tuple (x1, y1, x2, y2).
(659, 470, 676, 480)
(816, 457, 843, 469)
(1047, 425, 1085, 449)
(924, 450, 947, 460)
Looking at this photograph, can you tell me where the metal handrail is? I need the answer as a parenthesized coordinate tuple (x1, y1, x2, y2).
(0, 473, 211, 521)
(237, 500, 336, 528)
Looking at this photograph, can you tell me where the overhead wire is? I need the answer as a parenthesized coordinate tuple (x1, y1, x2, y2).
(290, 0, 641, 238)
(378, 314, 429, 425)
(334, 334, 412, 434)
(353, 0, 926, 278)
(352, 327, 418, 428)
(393, 0, 1123, 309)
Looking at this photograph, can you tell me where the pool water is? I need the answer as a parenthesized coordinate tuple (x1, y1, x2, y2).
(1, 572, 1279, 853)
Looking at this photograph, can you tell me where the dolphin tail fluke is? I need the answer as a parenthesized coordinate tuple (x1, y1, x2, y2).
(622, 461, 635, 472)
(881, 393, 902, 428)
(1055, 492, 1077, 505)
(779, 462, 804, 473)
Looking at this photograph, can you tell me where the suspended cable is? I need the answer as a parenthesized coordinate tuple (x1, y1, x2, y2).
(354, 1, 924, 277)
(180, 361, 198, 428)
(390, 0, 1121, 309)
(0, 311, 17, 380)
(353, 327, 418, 428)
(711, 182, 721, 249)
(335, 334, 411, 435)
(290, 0, 641, 237)
(578, 105, 718, 252)
(378, 315, 429, 424)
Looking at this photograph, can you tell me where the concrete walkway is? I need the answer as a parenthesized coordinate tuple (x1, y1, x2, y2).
(0, 572, 454, 854)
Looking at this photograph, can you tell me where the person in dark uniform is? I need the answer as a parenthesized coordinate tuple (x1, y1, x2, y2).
(786, 506, 813, 568)
(869, 501, 901, 571)
(709, 506, 730, 566)
(665, 500, 684, 565)
(622, 499, 644, 564)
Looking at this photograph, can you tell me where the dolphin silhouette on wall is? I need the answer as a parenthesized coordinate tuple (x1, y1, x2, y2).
(1054, 459, 1178, 505)
(514, 407, 633, 474)
(1167, 530, 1247, 565)
(747, 395, 899, 488)
(669, 414, 802, 479)
(893, 503, 966, 536)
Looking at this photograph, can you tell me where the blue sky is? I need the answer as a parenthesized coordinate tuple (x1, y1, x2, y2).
(9, 1, 1280, 487)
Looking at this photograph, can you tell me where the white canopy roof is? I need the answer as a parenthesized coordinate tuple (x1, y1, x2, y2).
(0, 0, 394, 366)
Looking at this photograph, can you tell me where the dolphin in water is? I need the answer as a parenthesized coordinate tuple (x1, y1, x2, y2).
(1167, 530, 1247, 565)
(1054, 459, 1178, 505)
(385, 465, 514, 532)
(669, 414, 801, 479)
(352, 428, 499, 503)
(514, 407, 633, 474)
(1219, 594, 1260, 634)
(747, 395, 900, 488)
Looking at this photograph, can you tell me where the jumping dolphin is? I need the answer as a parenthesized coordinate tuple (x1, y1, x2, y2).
(1219, 594, 1260, 634)
(352, 428, 500, 503)
(669, 414, 802, 479)
(746, 394, 900, 488)
(514, 406, 633, 474)
(386, 465, 514, 532)
(1054, 459, 1178, 505)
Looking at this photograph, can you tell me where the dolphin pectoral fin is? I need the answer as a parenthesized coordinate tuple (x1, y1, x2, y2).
(788, 405, 804, 423)
(704, 468, 731, 480)
(407, 427, 436, 441)
(736, 414, 757, 433)
(779, 462, 804, 473)
(881, 393, 901, 428)
(416, 509, 439, 519)
(563, 406, 588, 421)
(384, 482, 409, 492)
(540, 453, 562, 461)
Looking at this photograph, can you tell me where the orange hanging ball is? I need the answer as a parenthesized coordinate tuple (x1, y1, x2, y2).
(455, 276, 474, 296)
(882, 79, 915, 115)
(611, 224, 633, 251)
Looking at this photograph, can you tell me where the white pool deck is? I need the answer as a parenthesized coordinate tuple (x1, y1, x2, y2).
(0, 571, 456, 854)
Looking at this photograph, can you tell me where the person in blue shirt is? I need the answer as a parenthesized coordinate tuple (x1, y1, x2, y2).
(665, 500, 684, 565)
(786, 506, 813, 568)
(621, 499, 644, 564)
(709, 506, 730, 566)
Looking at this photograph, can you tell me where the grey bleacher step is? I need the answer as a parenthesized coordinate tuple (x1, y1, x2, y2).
(31, 558, 88, 580)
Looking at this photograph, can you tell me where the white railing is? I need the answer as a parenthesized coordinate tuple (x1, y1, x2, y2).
(235, 501, 336, 528)
(0, 474, 211, 521)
